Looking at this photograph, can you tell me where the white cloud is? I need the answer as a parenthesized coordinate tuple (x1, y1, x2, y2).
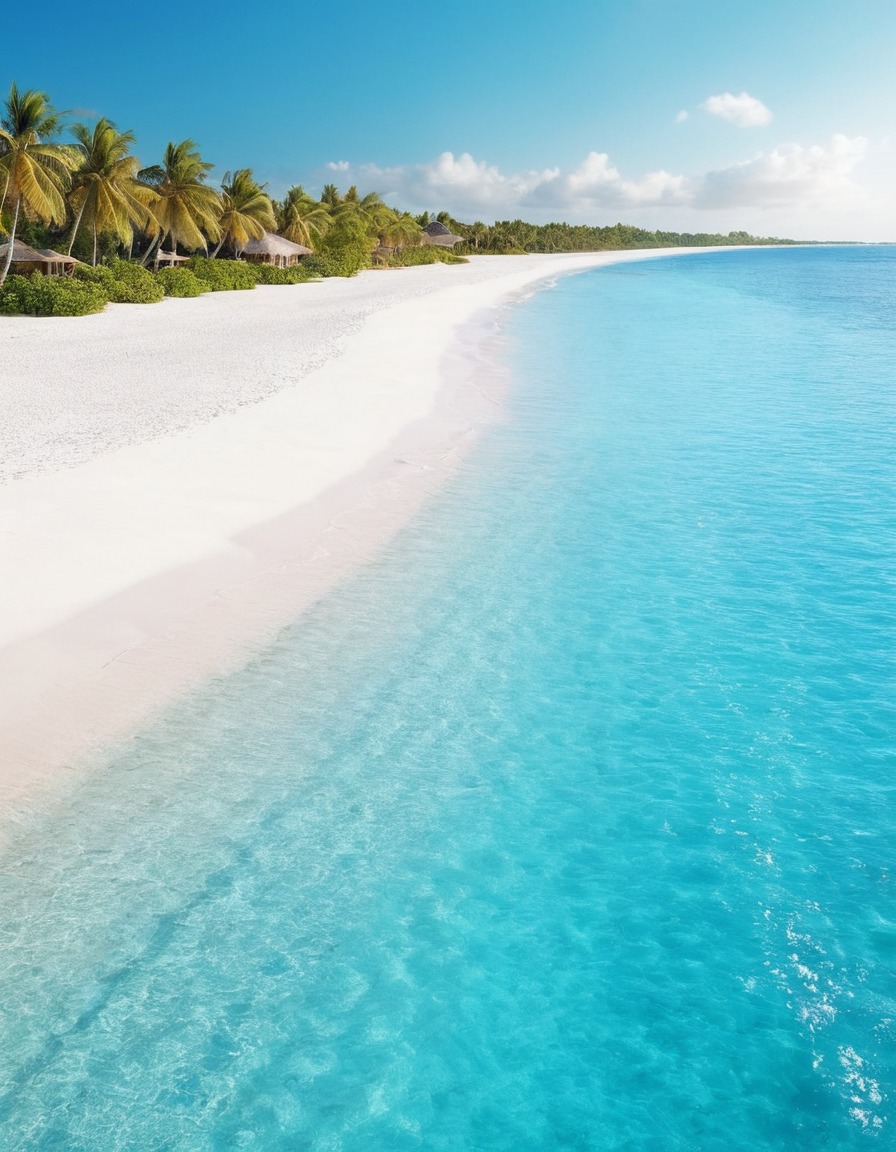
(701, 92, 772, 127)
(353, 151, 559, 211)
(421, 151, 557, 202)
(697, 134, 867, 208)
(675, 110, 689, 123)
(312, 135, 870, 232)
(326, 160, 350, 171)
(342, 150, 691, 214)
(545, 151, 690, 208)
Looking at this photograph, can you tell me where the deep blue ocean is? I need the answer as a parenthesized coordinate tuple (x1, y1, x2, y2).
(1, 246, 894, 1150)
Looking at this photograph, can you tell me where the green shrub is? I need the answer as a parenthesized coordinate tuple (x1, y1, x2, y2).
(319, 248, 370, 277)
(301, 253, 340, 278)
(155, 267, 206, 297)
(384, 245, 468, 268)
(73, 259, 163, 302)
(73, 263, 116, 286)
(188, 257, 257, 291)
(250, 263, 282, 284)
(316, 215, 373, 277)
(0, 274, 108, 316)
(105, 259, 164, 303)
(287, 262, 314, 283)
(108, 278, 164, 303)
(305, 249, 371, 278)
(251, 262, 313, 285)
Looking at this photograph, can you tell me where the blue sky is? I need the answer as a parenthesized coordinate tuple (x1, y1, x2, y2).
(8, 0, 896, 238)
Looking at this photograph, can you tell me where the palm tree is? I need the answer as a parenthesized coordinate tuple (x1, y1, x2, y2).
(378, 209, 423, 251)
(320, 183, 341, 209)
(508, 218, 537, 250)
(468, 221, 489, 250)
(275, 184, 332, 248)
(336, 190, 391, 238)
(211, 168, 275, 257)
(138, 139, 221, 263)
(0, 83, 78, 286)
(67, 118, 158, 264)
(488, 223, 524, 253)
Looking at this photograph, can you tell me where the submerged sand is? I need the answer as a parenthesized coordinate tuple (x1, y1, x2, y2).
(0, 249, 694, 820)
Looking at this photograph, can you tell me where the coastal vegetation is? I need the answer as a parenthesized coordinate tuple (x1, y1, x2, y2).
(0, 273, 107, 316)
(0, 85, 78, 285)
(153, 266, 204, 297)
(1, 81, 797, 315)
(432, 215, 800, 255)
(66, 118, 156, 264)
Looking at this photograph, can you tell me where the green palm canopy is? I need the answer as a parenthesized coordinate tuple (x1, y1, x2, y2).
(275, 185, 332, 248)
(334, 189, 392, 241)
(212, 168, 275, 257)
(320, 183, 342, 209)
(378, 209, 423, 250)
(0, 83, 78, 285)
(67, 118, 158, 264)
(139, 139, 221, 260)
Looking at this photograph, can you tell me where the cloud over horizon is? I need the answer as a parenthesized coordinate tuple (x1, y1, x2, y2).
(701, 91, 773, 127)
(697, 133, 867, 207)
(322, 135, 866, 220)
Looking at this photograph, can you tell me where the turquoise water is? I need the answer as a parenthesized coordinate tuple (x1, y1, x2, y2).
(1, 246, 895, 1149)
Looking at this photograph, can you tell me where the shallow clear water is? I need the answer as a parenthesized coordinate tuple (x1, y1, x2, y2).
(1, 246, 894, 1150)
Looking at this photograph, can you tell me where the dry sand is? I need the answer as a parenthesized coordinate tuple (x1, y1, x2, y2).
(0, 249, 694, 820)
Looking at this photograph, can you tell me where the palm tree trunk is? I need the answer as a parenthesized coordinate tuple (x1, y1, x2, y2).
(0, 197, 21, 287)
(210, 237, 225, 258)
(92, 223, 98, 267)
(166, 232, 179, 265)
(140, 234, 161, 267)
(66, 201, 87, 256)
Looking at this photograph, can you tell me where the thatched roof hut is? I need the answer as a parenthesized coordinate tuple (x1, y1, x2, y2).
(241, 232, 312, 268)
(156, 250, 191, 267)
(422, 221, 463, 247)
(0, 240, 79, 276)
(37, 248, 80, 274)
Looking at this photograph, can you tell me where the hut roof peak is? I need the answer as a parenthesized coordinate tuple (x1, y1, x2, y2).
(242, 232, 312, 257)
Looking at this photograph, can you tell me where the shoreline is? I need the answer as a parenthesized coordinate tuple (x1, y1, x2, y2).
(0, 248, 700, 829)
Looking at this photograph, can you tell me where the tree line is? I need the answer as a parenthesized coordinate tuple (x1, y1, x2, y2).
(1, 81, 799, 291)
(0, 84, 431, 286)
(420, 212, 800, 255)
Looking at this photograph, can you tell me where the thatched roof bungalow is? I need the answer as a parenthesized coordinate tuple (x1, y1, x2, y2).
(0, 240, 79, 276)
(422, 221, 463, 248)
(241, 232, 312, 268)
(156, 250, 191, 267)
(37, 248, 80, 274)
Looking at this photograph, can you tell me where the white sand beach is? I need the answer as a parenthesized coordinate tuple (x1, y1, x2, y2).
(0, 249, 692, 818)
